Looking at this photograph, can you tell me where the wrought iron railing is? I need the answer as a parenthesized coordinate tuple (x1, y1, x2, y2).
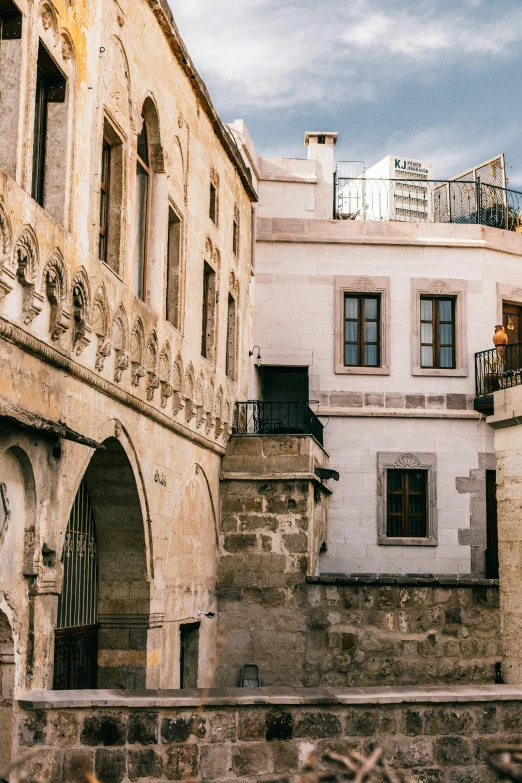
(475, 342, 522, 397)
(234, 401, 324, 446)
(333, 176, 522, 231)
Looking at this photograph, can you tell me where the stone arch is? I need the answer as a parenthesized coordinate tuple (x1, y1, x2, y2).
(0, 610, 14, 771)
(162, 463, 218, 688)
(71, 267, 92, 354)
(104, 36, 133, 130)
(141, 95, 164, 173)
(12, 227, 43, 324)
(204, 380, 214, 435)
(0, 200, 12, 264)
(223, 399, 232, 440)
(92, 285, 111, 371)
(55, 436, 153, 689)
(39, 1, 59, 38)
(130, 317, 145, 386)
(112, 304, 129, 382)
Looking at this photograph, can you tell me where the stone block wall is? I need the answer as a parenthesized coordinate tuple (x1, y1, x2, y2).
(217, 578, 500, 688)
(14, 687, 522, 783)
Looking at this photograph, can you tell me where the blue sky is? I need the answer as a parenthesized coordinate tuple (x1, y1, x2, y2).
(169, 0, 522, 188)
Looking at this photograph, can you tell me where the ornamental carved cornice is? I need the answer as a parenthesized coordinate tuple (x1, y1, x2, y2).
(0, 316, 226, 457)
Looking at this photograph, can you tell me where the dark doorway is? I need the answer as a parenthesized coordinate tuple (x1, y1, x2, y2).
(503, 303, 522, 344)
(260, 365, 309, 402)
(485, 469, 499, 579)
(180, 623, 200, 689)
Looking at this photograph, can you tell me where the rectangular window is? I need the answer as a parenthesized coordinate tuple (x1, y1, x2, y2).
(31, 43, 66, 208)
(201, 262, 216, 361)
(344, 294, 380, 367)
(132, 116, 150, 300)
(180, 622, 199, 689)
(166, 206, 182, 329)
(226, 294, 236, 380)
(420, 297, 455, 369)
(386, 469, 428, 537)
(98, 139, 111, 263)
(209, 182, 217, 223)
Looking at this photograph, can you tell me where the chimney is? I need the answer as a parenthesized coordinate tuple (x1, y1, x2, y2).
(304, 132, 338, 219)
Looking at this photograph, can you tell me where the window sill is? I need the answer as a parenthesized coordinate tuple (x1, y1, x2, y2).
(335, 364, 390, 375)
(411, 366, 467, 377)
(166, 321, 183, 338)
(378, 535, 438, 547)
(200, 354, 215, 370)
(101, 261, 124, 284)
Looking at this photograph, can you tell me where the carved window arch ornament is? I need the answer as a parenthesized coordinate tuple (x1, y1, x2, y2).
(214, 385, 224, 437)
(377, 452, 438, 546)
(184, 362, 195, 422)
(204, 380, 215, 435)
(112, 304, 129, 382)
(43, 251, 70, 341)
(130, 317, 145, 386)
(411, 278, 468, 377)
(145, 331, 159, 401)
(141, 95, 164, 173)
(334, 275, 391, 375)
(92, 285, 111, 371)
(172, 353, 184, 415)
(0, 203, 13, 299)
(14, 227, 44, 324)
(195, 372, 205, 429)
(158, 343, 173, 409)
(71, 268, 92, 354)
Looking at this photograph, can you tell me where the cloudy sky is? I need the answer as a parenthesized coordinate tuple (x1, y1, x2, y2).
(169, 0, 522, 187)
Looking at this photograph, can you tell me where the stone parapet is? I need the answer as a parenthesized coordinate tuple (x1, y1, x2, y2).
(14, 687, 522, 783)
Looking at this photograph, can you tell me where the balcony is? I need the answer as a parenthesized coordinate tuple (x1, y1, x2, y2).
(334, 176, 522, 231)
(475, 342, 522, 414)
(234, 401, 324, 447)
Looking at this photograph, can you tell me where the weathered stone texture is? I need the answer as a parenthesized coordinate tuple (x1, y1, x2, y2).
(15, 698, 522, 783)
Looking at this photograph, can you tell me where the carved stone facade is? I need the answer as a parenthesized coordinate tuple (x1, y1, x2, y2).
(0, 0, 255, 751)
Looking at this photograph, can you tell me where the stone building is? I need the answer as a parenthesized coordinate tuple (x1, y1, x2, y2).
(0, 0, 256, 760)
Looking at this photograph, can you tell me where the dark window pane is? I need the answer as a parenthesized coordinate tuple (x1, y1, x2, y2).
(345, 344, 358, 365)
(408, 472, 424, 492)
(388, 472, 402, 492)
(439, 299, 452, 321)
(137, 118, 148, 165)
(421, 346, 433, 367)
(365, 298, 378, 319)
(421, 323, 433, 344)
(440, 323, 453, 345)
(345, 321, 358, 342)
(365, 321, 377, 343)
(365, 344, 378, 366)
(440, 347, 453, 368)
(421, 299, 432, 320)
(345, 297, 358, 319)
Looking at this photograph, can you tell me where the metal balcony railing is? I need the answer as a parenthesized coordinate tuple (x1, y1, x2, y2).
(234, 401, 324, 446)
(475, 342, 522, 397)
(333, 176, 522, 231)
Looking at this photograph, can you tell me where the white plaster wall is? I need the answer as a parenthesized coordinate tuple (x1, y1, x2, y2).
(253, 220, 522, 573)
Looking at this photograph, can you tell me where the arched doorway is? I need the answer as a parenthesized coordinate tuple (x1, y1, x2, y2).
(54, 437, 151, 689)
(0, 611, 15, 770)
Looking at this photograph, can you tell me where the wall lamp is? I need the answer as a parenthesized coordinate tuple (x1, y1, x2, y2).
(163, 611, 216, 624)
(249, 346, 262, 361)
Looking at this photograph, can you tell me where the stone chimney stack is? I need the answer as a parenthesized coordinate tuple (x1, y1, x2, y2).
(304, 132, 338, 219)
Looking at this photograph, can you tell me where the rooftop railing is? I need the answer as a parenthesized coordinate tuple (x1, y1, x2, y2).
(234, 401, 324, 447)
(334, 176, 522, 231)
(475, 342, 522, 397)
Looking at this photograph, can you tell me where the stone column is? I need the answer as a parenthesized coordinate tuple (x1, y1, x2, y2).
(489, 386, 522, 682)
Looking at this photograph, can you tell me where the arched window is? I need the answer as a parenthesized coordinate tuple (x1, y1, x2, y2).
(54, 479, 98, 689)
(132, 115, 150, 300)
